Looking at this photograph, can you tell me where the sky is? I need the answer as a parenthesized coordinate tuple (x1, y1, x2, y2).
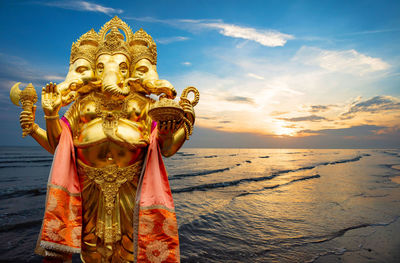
(0, 0, 399, 148)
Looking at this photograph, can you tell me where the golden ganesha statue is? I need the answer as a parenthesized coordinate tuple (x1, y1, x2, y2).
(10, 17, 199, 263)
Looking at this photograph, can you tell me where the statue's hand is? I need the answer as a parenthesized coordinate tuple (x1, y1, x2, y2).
(158, 120, 180, 136)
(19, 105, 37, 135)
(41, 82, 61, 116)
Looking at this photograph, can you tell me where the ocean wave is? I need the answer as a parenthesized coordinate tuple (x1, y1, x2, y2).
(171, 167, 231, 179)
(176, 152, 196, 157)
(172, 174, 320, 194)
(0, 164, 51, 169)
(301, 154, 370, 169)
(0, 155, 51, 160)
(170, 158, 255, 180)
(0, 159, 52, 164)
(172, 154, 368, 193)
(381, 151, 400, 157)
(0, 187, 47, 200)
(308, 216, 400, 246)
(252, 216, 400, 256)
(352, 193, 390, 198)
(236, 174, 321, 197)
(0, 178, 18, 183)
(0, 219, 43, 232)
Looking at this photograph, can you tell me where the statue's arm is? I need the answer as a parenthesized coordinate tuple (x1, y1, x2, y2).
(31, 126, 54, 154)
(45, 117, 62, 150)
(158, 125, 188, 157)
(158, 102, 195, 157)
(19, 109, 54, 154)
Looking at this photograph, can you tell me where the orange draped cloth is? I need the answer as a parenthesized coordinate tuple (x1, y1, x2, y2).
(134, 125, 180, 262)
(36, 119, 180, 262)
(35, 120, 82, 258)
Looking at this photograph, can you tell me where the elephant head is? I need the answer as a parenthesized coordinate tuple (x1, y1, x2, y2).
(58, 58, 96, 105)
(58, 29, 99, 105)
(95, 53, 131, 97)
(128, 58, 177, 99)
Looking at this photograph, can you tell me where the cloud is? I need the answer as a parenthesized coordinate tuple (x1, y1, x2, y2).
(125, 17, 294, 47)
(41, 1, 123, 15)
(300, 125, 385, 136)
(156, 36, 189, 44)
(0, 53, 65, 106)
(225, 96, 255, 104)
(280, 115, 327, 122)
(197, 116, 216, 120)
(185, 126, 400, 148)
(201, 22, 294, 47)
(167, 40, 398, 138)
(247, 73, 264, 80)
(293, 46, 390, 76)
(43, 75, 65, 81)
(340, 28, 400, 36)
(284, 124, 298, 129)
(343, 96, 400, 116)
(270, 111, 289, 116)
(182, 62, 192, 66)
(0, 53, 50, 87)
(309, 105, 329, 112)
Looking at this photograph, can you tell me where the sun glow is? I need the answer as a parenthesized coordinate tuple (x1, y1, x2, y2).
(272, 120, 297, 136)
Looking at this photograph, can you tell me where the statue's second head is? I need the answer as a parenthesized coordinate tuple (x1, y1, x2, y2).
(130, 28, 158, 83)
(69, 29, 99, 84)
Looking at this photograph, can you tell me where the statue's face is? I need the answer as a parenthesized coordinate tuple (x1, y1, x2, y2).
(96, 54, 129, 80)
(71, 58, 94, 82)
(96, 54, 130, 95)
(132, 58, 158, 82)
(58, 58, 94, 94)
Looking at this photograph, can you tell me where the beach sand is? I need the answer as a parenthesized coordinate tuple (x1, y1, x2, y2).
(313, 163, 400, 263)
(314, 216, 400, 263)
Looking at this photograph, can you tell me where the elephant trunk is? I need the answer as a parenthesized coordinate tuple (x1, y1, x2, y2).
(102, 71, 130, 96)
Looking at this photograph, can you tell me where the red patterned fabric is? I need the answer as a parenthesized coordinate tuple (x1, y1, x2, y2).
(35, 119, 82, 257)
(135, 126, 180, 262)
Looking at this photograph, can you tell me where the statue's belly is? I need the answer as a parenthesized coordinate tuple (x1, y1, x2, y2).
(75, 119, 146, 167)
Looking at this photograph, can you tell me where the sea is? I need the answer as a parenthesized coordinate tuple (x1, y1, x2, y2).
(0, 147, 399, 262)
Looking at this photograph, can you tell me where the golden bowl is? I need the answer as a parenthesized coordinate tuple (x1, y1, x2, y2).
(148, 97, 184, 123)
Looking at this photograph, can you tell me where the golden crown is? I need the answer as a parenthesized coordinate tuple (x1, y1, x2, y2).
(131, 28, 158, 66)
(69, 17, 158, 69)
(97, 16, 133, 61)
(69, 29, 99, 68)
